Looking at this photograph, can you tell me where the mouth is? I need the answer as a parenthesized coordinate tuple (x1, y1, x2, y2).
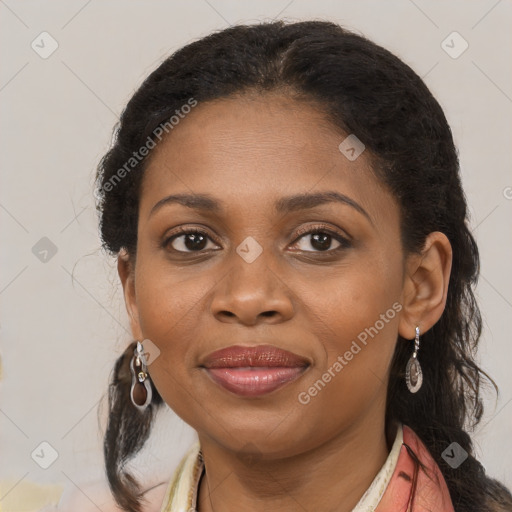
(200, 345, 310, 397)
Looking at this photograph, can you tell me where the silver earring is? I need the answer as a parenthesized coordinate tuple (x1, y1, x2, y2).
(405, 326, 423, 393)
(130, 341, 153, 411)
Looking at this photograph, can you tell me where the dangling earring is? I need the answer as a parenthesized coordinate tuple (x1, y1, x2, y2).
(130, 341, 153, 411)
(405, 326, 423, 393)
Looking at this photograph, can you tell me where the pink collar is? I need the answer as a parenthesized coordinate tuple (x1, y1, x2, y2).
(375, 425, 454, 511)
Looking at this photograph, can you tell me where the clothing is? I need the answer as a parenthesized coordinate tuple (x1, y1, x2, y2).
(352, 421, 404, 511)
(159, 423, 455, 511)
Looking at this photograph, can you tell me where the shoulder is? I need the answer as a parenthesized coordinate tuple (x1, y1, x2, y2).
(401, 424, 438, 467)
(38, 479, 169, 512)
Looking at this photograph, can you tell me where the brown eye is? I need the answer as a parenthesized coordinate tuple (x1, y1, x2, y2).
(298, 232, 339, 251)
(164, 228, 219, 253)
(291, 225, 352, 253)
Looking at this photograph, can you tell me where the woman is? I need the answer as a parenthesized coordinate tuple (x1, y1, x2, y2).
(91, 20, 511, 512)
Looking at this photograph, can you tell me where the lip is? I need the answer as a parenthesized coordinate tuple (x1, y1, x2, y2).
(201, 345, 310, 397)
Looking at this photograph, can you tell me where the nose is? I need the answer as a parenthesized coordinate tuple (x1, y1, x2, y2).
(210, 247, 295, 326)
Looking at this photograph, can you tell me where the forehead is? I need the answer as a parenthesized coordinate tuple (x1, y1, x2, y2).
(140, 93, 397, 225)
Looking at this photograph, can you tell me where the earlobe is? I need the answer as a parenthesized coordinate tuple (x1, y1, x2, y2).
(117, 250, 143, 340)
(398, 232, 453, 339)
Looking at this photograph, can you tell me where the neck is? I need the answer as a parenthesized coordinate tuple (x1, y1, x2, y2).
(196, 413, 396, 512)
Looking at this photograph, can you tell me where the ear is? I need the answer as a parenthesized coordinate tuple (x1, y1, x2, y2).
(117, 249, 143, 341)
(398, 231, 453, 340)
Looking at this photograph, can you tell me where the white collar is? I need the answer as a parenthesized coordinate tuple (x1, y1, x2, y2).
(352, 422, 403, 511)
(160, 423, 404, 512)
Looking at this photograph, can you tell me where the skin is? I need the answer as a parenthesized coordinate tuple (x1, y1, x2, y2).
(118, 92, 452, 512)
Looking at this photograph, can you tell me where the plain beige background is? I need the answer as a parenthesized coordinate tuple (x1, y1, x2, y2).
(1, 0, 511, 506)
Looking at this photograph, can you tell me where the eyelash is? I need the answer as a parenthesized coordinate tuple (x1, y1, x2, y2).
(162, 224, 352, 254)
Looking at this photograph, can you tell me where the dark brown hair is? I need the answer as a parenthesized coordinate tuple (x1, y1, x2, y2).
(96, 20, 512, 512)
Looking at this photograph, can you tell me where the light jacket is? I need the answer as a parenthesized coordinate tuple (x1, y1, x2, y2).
(31, 423, 454, 511)
(159, 423, 455, 511)
(375, 424, 455, 511)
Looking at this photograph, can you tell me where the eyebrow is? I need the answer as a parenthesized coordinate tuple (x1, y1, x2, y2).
(149, 191, 373, 224)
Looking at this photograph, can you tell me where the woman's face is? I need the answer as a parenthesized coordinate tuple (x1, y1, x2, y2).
(123, 93, 409, 458)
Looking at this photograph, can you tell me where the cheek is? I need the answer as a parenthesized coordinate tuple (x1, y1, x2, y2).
(133, 263, 212, 420)
(133, 257, 212, 370)
(305, 251, 402, 345)
(296, 251, 402, 405)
